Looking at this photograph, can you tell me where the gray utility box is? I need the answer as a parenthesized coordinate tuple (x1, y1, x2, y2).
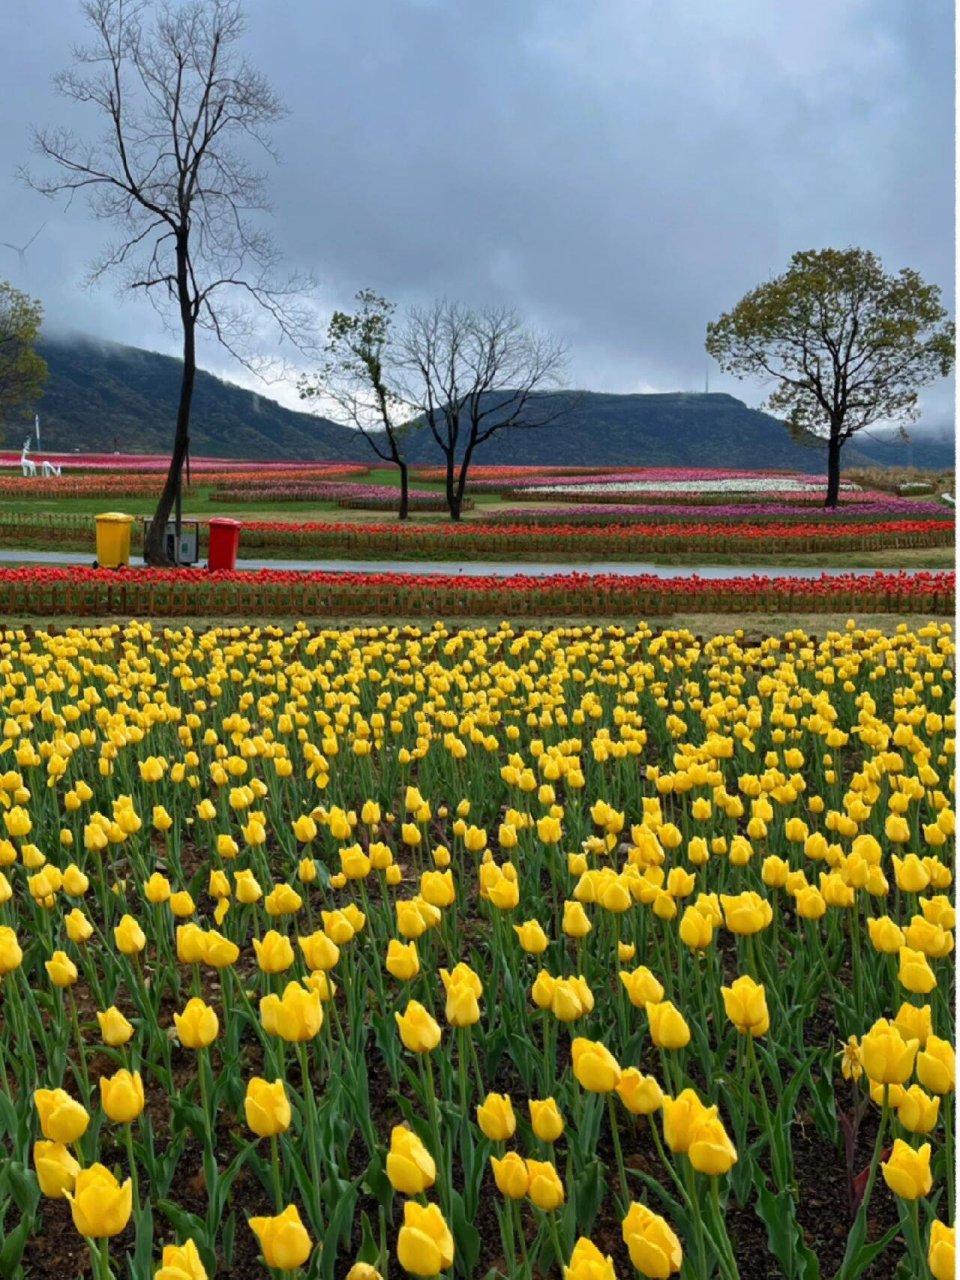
(142, 519, 200, 565)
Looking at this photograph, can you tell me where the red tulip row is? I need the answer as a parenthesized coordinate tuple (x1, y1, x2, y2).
(0, 464, 369, 498)
(0, 513, 951, 559)
(1, 565, 952, 618)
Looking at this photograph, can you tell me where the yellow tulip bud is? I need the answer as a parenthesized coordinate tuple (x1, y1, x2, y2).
(528, 1097, 565, 1142)
(99, 1069, 145, 1124)
(33, 1140, 80, 1199)
(476, 1092, 516, 1141)
(396, 1201, 455, 1277)
(173, 997, 219, 1049)
(244, 1077, 291, 1138)
(395, 1000, 441, 1054)
(646, 999, 691, 1050)
(34, 1088, 90, 1144)
(880, 1139, 932, 1199)
(248, 1204, 313, 1270)
(64, 1163, 132, 1238)
(386, 1124, 436, 1195)
(621, 1201, 683, 1277)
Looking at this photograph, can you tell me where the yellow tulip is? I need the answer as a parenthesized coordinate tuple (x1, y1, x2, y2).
(896, 1084, 940, 1134)
(298, 930, 340, 971)
(929, 1221, 955, 1280)
(514, 920, 549, 953)
(99, 1069, 145, 1124)
(33, 1140, 80, 1199)
(616, 1069, 663, 1115)
(893, 1002, 932, 1049)
(34, 1088, 90, 1144)
(867, 916, 905, 954)
(662, 1090, 712, 1153)
(564, 1238, 617, 1280)
(385, 939, 420, 981)
(860, 1019, 919, 1085)
(173, 998, 219, 1049)
(917, 1035, 955, 1094)
(346, 1266, 383, 1280)
(45, 950, 78, 988)
(619, 966, 664, 1008)
(898, 946, 937, 994)
(687, 1115, 738, 1175)
(395, 1000, 442, 1053)
(646, 1000, 691, 1050)
(260, 982, 323, 1042)
(97, 1006, 135, 1046)
(155, 1238, 209, 1280)
(249, 1204, 313, 1270)
(65, 1163, 133, 1237)
(880, 1139, 932, 1199)
(719, 891, 772, 935)
(114, 913, 146, 955)
(529, 1097, 565, 1142)
(244, 1077, 291, 1138)
(621, 1201, 683, 1277)
(253, 930, 296, 974)
(525, 1158, 565, 1211)
(721, 975, 769, 1037)
(396, 1201, 455, 1277)
(386, 1124, 436, 1195)
(571, 1038, 622, 1093)
(490, 1151, 529, 1199)
(476, 1092, 516, 1141)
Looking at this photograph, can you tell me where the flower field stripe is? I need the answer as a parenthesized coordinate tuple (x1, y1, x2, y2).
(0, 565, 951, 617)
(0, 620, 953, 1278)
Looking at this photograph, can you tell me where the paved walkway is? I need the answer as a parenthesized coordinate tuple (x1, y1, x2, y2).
(0, 548, 919, 579)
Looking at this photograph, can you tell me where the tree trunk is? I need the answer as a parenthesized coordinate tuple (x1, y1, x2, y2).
(445, 450, 460, 522)
(825, 428, 842, 509)
(145, 255, 195, 565)
(397, 460, 409, 521)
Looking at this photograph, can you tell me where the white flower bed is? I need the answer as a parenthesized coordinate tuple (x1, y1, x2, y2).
(535, 477, 860, 497)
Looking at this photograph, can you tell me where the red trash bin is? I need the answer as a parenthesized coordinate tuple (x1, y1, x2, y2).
(207, 518, 242, 571)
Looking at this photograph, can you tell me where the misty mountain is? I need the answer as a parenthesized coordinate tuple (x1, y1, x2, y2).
(8, 335, 954, 473)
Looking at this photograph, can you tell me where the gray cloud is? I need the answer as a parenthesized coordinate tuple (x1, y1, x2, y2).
(0, 0, 953, 425)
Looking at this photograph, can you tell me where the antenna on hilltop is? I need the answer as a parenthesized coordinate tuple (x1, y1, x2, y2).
(704, 361, 710, 395)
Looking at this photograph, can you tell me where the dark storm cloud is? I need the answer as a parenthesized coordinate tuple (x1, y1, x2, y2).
(0, 0, 953, 422)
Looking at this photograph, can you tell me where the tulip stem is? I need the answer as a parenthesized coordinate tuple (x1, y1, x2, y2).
(512, 1199, 530, 1278)
(123, 1123, 140, 1218)
(270, 1133, 283, 1211)
(69, 988, 92, 1109)
(295, 1041, 325, 1236)
(837, 1088, 889, 1280)
(944, 1094, 954, 1220)
(94, 1236, 114, 1280)
(420, 1052, 448, 1214)
(546, 1210, 565, 1274)
(606, 1095, 628, 1215)
(683, 1162, 709, 1280)
(709, 1175, 741, 1280)
(746, 1035, 782, 1187)
(904, 1199, 930, 1279)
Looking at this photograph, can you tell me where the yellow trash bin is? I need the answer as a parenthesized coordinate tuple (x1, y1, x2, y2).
(94, 512, 135, 568)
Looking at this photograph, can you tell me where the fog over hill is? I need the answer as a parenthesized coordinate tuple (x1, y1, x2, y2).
(8, 336, 954, 472)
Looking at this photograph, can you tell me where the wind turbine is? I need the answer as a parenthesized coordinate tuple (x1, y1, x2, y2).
(0, 222, 46, 267)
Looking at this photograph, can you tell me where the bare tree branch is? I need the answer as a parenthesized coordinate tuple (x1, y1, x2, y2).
(23, 0, 315, 561)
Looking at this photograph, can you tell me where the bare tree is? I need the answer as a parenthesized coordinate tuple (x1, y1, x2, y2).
(397, 301, 568, 520)
(25, 0, 311, 562)
(298, 290, 414, 520)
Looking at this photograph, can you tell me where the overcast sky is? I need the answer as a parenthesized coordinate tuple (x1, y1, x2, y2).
(0, 0, 954, 428)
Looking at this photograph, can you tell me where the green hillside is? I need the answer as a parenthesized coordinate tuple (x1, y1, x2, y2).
(24, 336, 361, 460)
(8, 335, 953, 472)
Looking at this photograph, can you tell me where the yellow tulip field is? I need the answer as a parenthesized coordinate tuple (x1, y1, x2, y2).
(0, 619, 954, 1280)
